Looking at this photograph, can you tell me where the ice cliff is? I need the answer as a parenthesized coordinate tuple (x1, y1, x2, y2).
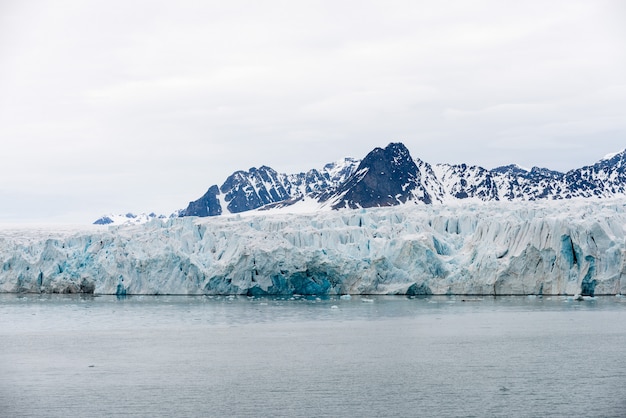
(3, 201, 626, 295)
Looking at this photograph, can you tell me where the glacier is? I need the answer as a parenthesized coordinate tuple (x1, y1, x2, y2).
(2, 201, 626, 295)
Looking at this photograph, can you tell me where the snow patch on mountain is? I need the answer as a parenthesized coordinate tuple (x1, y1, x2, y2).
(603, 149, 626, 161)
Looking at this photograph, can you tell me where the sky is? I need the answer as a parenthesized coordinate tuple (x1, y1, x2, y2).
(1, 0, 625, 223)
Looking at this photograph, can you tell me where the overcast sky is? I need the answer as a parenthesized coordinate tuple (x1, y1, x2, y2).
(1, 0, 625, 223)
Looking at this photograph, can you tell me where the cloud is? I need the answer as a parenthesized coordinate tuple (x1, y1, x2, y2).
(0, 0, 625, 221)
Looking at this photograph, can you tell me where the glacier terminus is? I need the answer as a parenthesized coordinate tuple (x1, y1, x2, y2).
(2, 201, 626, 296)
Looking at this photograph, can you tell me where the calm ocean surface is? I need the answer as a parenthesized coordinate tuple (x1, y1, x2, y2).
(1, 294, 625, 418)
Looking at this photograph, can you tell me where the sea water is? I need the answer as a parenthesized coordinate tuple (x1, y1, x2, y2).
(1, 294, 625, 418)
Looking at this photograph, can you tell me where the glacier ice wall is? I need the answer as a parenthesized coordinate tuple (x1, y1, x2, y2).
(2, 201, 626, 295)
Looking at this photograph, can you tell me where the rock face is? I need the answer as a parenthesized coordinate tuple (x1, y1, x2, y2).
(432, 163, 498, 201)
(329, 143, 433, 209)
(181, 185, 222, 217)
(6, 201, 626, 296)
(177, 158, 360, 217)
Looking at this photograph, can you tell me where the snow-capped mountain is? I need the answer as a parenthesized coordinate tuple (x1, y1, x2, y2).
(93, 143, 626, 223)
(432, 163, 498, 201)
(177, 143, 626, 218)
(325, 142, 434, 209)
(434, 148, 626, 202)
(178, 157, 359, 217)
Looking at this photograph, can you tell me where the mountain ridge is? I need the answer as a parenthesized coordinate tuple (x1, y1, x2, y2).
(94, 143, 626, 224)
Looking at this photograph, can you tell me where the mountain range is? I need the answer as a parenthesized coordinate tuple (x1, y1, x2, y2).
(94, 142, 626, 224)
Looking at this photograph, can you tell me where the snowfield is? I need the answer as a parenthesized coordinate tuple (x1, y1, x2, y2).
(2, 201, 626, 295)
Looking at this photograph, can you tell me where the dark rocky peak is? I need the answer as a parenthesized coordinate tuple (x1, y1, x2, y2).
(93, 216, 114, 225)
(179, 185, 222, 217)
(330, 142, 429, 209)
(357, 142, 415, 177)
(221, 166, 279, 191)
(529, 166, 563, 178)
(220, 166, 291, 213)
(435, 162, 499, 201)
(599, 148, 626, 164)
(562, 149, 626, 197)
(491, 164, 529, 176)
(589, 149, 626, 175)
